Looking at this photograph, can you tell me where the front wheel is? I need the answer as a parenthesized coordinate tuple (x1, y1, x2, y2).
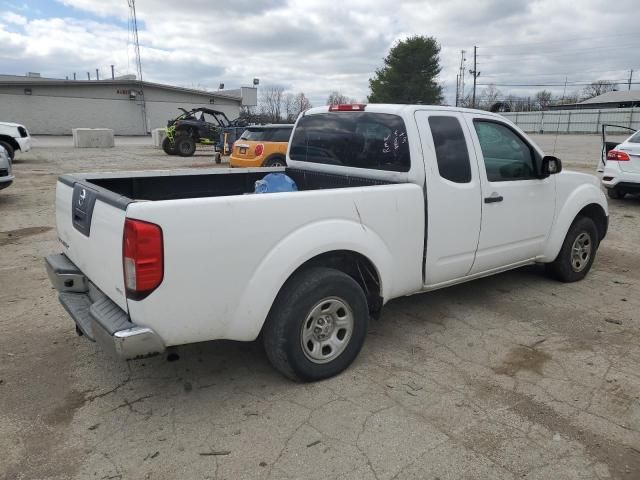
(263, 267, 369, 382)
(0, 141, 15, 160)
(161, 137, 177, 155)
(547, 216, 599, 282)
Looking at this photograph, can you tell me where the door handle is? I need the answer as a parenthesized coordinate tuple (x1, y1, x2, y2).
(484, 194, 503, 204)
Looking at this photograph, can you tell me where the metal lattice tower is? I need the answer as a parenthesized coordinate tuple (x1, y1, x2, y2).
(128, 0, 148, 133)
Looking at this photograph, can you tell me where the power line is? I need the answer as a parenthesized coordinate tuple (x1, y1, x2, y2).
(477, 81, 640, 87)
(477, 43, 640, 58)
(476, 32, 639, 49)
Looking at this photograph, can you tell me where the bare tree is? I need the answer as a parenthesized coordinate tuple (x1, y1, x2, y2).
(582, 80, 618, 100)
(259, 86, 285, 123)
(479, 84, 502, 110)
(283, 92, 313, 122)
(534, 90, 553, 111)
(556, 90, 580, 106)
(326, 91, 352, 105)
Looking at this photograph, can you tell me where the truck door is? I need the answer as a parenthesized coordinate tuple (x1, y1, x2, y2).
(414, 110, 482, 286)
(465, 114, 555, 274)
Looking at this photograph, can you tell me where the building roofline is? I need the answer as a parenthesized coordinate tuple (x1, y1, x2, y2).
(0, 77, 243, 100)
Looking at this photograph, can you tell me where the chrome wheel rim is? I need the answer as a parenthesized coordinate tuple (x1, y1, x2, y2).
(300, 297, 354, 364)
(571, 232, 592, 272)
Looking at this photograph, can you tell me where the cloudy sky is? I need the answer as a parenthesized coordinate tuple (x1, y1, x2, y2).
(1, 0, 638, 106)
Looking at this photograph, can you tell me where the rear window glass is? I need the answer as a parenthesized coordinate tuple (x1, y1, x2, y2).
(289, 113, 410, 172)
(629, 130, 640, 143)
(428, 116, 471, 183)
(240, 129, 268, 141)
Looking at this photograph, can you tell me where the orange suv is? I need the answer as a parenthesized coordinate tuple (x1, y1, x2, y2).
(229, 124, 293, 167)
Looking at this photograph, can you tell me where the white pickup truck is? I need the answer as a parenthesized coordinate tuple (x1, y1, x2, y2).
(46, 104, 608, 381)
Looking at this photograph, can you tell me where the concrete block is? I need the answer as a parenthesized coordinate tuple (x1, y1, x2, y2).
(152, 128, 168, 148)
(72, 128, 115, 148)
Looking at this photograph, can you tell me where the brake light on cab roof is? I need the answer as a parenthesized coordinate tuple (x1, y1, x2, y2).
(328, 104, 367, 112)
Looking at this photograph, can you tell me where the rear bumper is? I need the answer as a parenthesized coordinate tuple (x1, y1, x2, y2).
(45, 253, 164, 359)
(601, 164, 640, 190)
(229, 154, 265, 168)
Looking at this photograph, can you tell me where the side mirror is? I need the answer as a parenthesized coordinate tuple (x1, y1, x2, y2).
(541, 155, 562, 177)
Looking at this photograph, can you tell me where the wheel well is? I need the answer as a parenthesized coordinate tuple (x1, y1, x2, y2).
(578, 203, 607, 241)
(291, 250, 383, 314)
(0, 135, 19, 151)
(263, 153, 285, 164)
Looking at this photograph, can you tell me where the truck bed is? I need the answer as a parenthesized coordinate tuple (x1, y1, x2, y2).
(66, 167, 393, 203)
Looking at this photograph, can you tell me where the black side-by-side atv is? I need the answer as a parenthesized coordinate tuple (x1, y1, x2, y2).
(162, 107, 246, 160)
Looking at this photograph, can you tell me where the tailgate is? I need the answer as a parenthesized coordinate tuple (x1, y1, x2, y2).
(55, 179, 129, 311)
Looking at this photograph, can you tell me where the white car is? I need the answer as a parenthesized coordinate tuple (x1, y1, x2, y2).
(0, 145, 13, 190)
(601, 129, 640, 199)
(46, 104, 608, 381)
(0, 121, 32, 160)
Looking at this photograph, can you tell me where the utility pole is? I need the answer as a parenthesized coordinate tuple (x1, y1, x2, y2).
(73, 72, 76, 80)
(87, 72, 90, 80)
(629, 69, 634, 91)
(457, 50, 466, 106)
(128, 0, 148, 133)
(470, 46, 479, 108)
(96, 68, 99, 81)
(455, 74, 459, 106)
(111, 65, 115, 80)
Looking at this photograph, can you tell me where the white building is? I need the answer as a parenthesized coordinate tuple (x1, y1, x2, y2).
(0, 74, 257, 135)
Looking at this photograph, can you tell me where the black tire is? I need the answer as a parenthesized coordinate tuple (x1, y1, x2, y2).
(263, 267, 369, 382)
(262, 155, 286, 167)
(0, 141, 15, 160)
(607, 188, 624, 200)
(547, 216, 599, 282)
(175, 135, 196, 157)
(162, 137, 177, 155)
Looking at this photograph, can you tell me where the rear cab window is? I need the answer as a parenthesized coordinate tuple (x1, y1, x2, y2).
(289, 112, 410, 172)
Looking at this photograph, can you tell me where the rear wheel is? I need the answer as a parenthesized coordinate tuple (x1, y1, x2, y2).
(263, 155, 286, 167)
(0, 141, 15, 160)
(607, 188, 625, 200)
(547, 216, 599, 282)
(263, 267, 369, 382)
(161, 137, 177, 155)
(175, 135, 196, 157)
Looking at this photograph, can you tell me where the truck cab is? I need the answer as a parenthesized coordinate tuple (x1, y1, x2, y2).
(46, 104, 608, 382)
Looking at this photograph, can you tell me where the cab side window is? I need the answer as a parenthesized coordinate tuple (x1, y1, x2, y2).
(473, 120, 537, 181)
(428, 116, 471, 183)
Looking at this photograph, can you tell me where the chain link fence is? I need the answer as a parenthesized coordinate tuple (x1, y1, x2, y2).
(501, 108, 639, 135)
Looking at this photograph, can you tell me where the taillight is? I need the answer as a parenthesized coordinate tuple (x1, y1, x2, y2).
(123, 218, 163, 300)
(607, 150, 630, 161)
(328, 104, 366, 112)
(254, 144, 264, 156)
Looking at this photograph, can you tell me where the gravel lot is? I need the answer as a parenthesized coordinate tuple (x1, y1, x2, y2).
(1, 134, 639, 480)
